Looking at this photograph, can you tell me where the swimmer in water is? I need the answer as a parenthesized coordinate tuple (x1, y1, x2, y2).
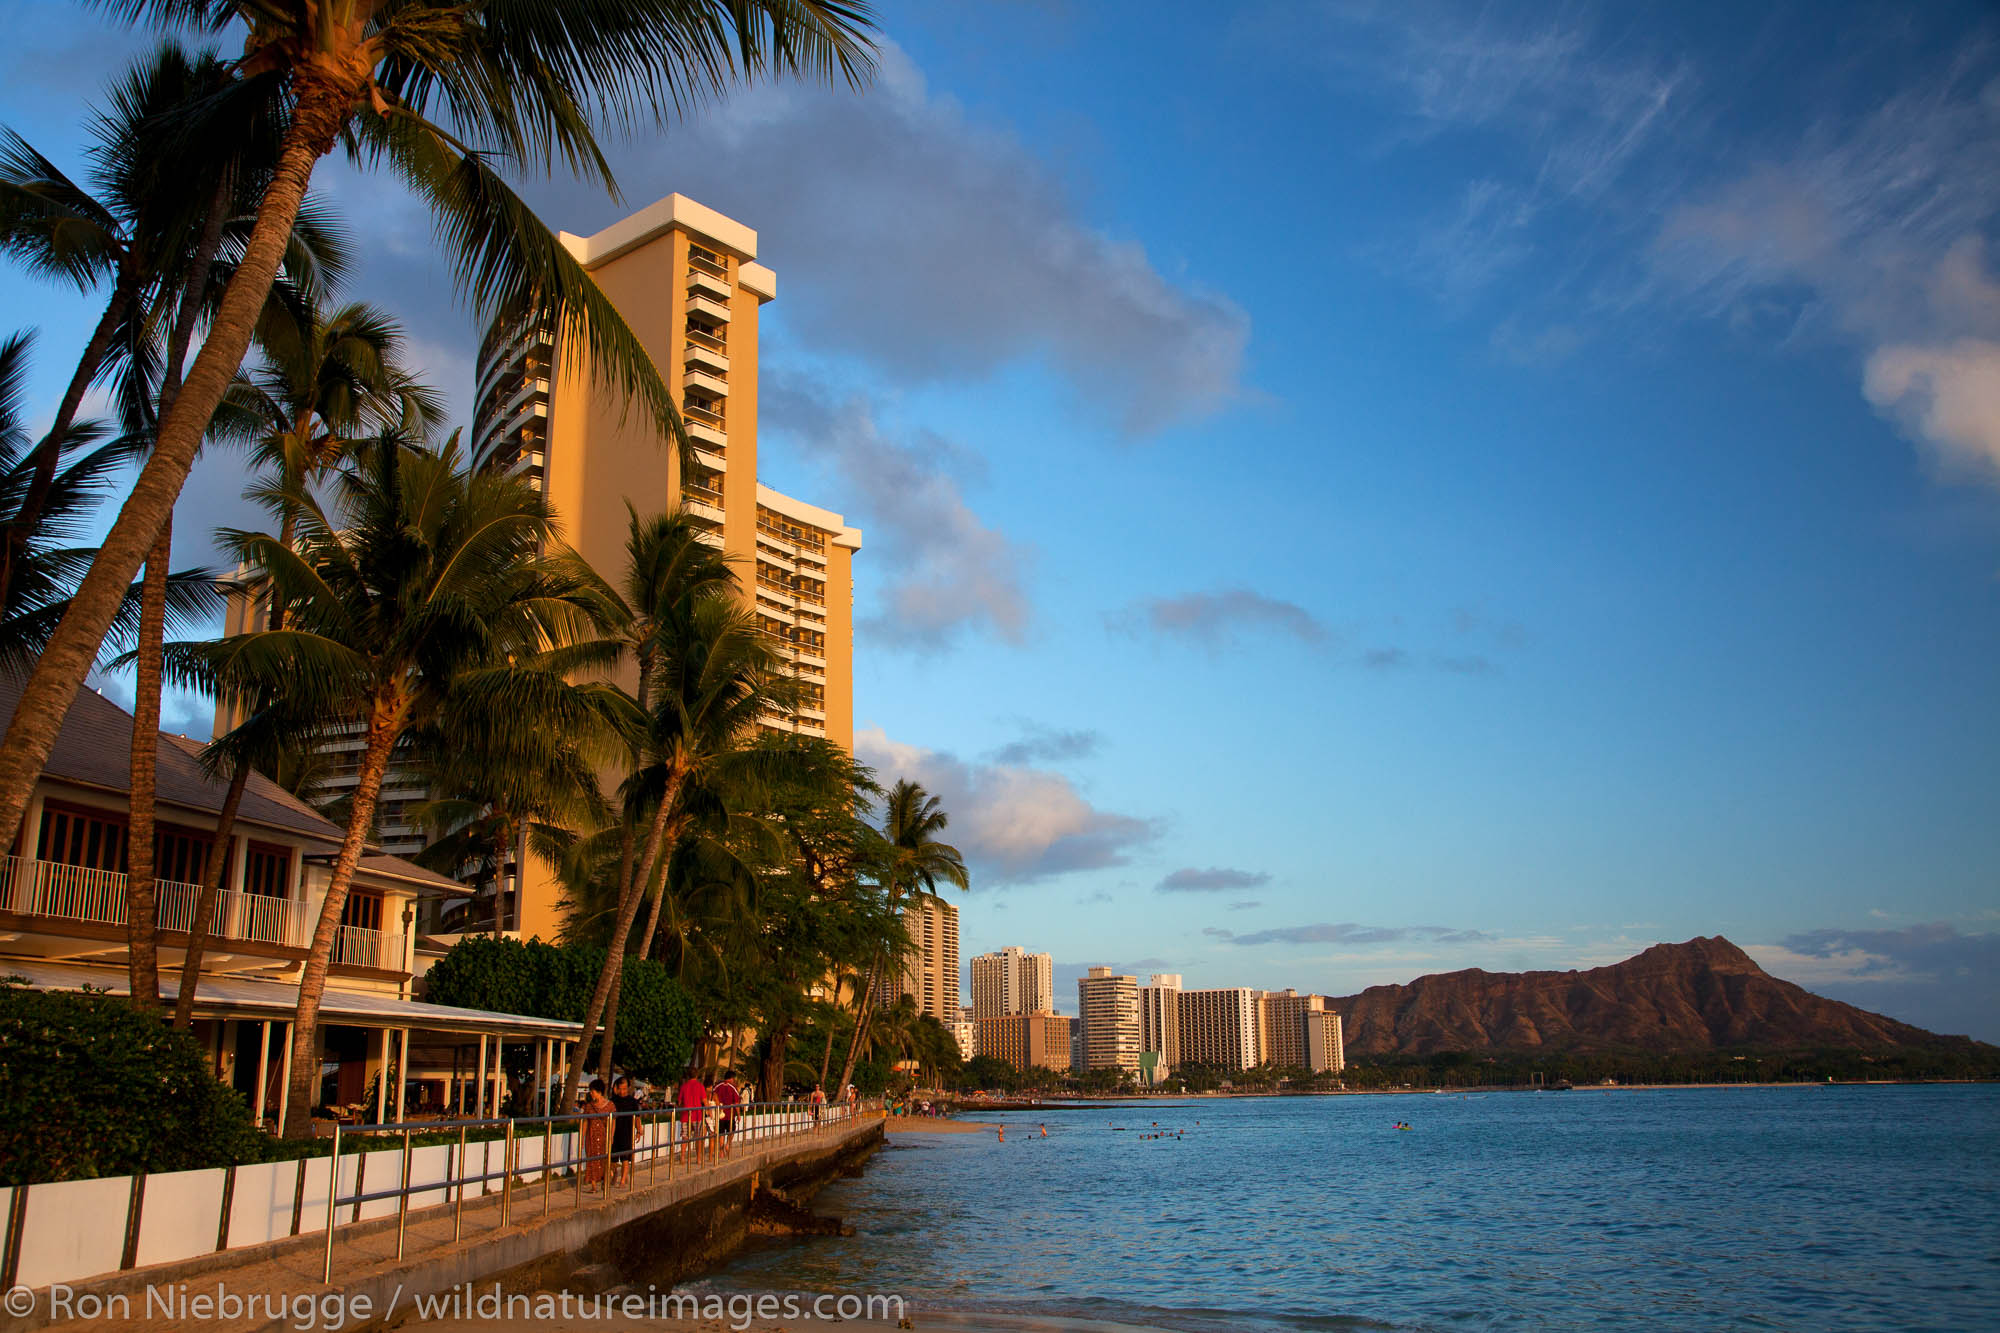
(1040, 1124, 1047, 1137)
(997, 1127, 1005, 1142)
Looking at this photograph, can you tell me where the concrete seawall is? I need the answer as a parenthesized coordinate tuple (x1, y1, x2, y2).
(3, 1117, 884, 1333)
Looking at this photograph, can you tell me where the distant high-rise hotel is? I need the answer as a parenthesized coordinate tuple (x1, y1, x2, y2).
(1138, 972, 1183, 1071)
(1178, 986, 1262, 1072)
(468, 194, 863, 938)
(1076, 966, 1141, 1073)
(975, 1012, 1072, 1073)
(877, 896, 960, 1024)
(970, 946, 1054, 1019)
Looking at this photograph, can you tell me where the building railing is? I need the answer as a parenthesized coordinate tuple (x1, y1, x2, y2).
(683, 402, 725, 429)
(155, 878, 312, 948)
(687, 250, 729, 279)
(683, 324, 727, 353)
(319, 1098, 875, 1281)
(0, 855, 315, 950)
(331, 922, 404, 970)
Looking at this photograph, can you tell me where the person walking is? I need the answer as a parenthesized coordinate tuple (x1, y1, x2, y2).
(808, 1082, 826, 1127)
(609, 1074, 641, 1188)
(677, 1066, 710, 1165)
(581, 1079, 615, 1193)
(712, 1071, 742, 1157)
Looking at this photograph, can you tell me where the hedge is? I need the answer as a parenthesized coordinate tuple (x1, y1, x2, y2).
(0, 982, 268, 1185)
(422, 937, 697, 1082)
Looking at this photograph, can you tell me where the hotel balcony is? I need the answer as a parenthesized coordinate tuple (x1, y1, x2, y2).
(684, 367, 729, 398)
(687, 293, 731, 323)
(683, 341, 730, 376)
(503, 449, 545, 480)
(686, 268, 731, 302)
(683, 490, 725, 524)
(692, 445, 728, 473)
(0, 855, 409, 975)
(685, 418, 727, 451)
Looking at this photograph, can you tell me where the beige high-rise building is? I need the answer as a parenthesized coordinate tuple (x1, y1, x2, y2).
(970, 946, 1054, 1019)
(1138, 972, 1183, 1071)
(1304, 1009, 1345, 1074)
(466, 194, 863, 940)
(877, 896, 960, 1024)
(1178, 987, 1261, 1072)
(1259, 989, 1339, 1069)
(1075, 966, 1140, 1073)
(974, 1012, 1071, 1073)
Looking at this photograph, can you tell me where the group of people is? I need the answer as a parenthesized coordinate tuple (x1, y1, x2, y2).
(574, 1069, 748, 1191)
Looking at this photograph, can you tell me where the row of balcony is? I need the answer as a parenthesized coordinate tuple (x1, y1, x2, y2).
(0, 856, 407, 971)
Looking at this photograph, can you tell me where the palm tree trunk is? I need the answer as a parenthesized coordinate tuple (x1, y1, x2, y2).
(561, 776, 683, 1111)
(151, 185, 231, 1028)
(0, 76, 354, 858)
(123, 515, 171, 1009)
(173, 758, 247, 1031)
(0, 281, 135, 612)
(835, 952, 884, 1095)
(281, 694, 400, 1139)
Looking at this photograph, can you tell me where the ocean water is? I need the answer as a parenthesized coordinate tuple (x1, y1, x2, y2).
(697, 1085, 2000, 1331)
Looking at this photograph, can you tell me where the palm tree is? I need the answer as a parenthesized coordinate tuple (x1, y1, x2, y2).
(560, 590, 787, 1110)
(231, 299, 442, 573)
(4, 43, 349, 1006)
(404, 653, 622, 934)
(0, 0, 876, 860)
(0, 42, 246, 611)
(835, 779, 967, 1095)
(185, 432, 609, 1136)
(0, 333, 136, 671)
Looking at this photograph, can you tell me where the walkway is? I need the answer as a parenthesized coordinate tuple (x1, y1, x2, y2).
(6, 1115, 883, 1333)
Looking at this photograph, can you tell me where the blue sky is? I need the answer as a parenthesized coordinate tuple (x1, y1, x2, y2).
(3, 0, 1997, 1038)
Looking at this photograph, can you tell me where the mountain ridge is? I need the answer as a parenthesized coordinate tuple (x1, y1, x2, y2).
(1326, 935, 1980, 1056)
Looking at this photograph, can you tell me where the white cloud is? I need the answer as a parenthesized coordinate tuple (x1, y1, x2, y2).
(763, 378, 1030, 648)
(1863, 339, 2000, 480)
(855, 725, 1158, 883)
(524, 42, 1249, 434)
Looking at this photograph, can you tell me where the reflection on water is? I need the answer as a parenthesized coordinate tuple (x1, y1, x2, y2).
(695, 1085, 2000, 1331)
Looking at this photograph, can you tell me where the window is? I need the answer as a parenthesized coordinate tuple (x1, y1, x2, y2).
(35, 805, 126, 871)
(246, 843, 291, 898)
(340, 889, 384, 932)
(154, 827, 216, 885)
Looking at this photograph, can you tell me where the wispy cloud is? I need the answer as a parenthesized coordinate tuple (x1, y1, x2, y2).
(1157, 866, 1272, 893)
(990, 723, 1101, 767)
(1112, 587, 1328, 648)
(764, 377, 1031, 648)
(1747, 923, 2000, 1043)
(1211, 921, 1495, 947)
(541, 42, 1248, 434)
(856, 725, 1159, 884)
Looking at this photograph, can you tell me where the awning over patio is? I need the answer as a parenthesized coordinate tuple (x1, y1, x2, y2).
(2, 959, 582, 1038)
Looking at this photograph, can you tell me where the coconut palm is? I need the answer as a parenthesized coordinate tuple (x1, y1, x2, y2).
(0, 0, 876, 859)
(183, 431, 612, 1136)
(560, 590, 788, 1110)
(231, 299, 442, 569)
(3, 43, 350, 1005)
(835, 779, 967, 1095)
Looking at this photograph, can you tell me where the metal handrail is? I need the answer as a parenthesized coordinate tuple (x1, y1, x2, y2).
(320, 1096, 875, 1280)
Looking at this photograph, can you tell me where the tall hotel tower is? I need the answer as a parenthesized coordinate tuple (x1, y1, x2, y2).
(471, 194, 862, 938)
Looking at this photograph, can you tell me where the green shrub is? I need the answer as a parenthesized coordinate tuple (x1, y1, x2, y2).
(0, 983, 268, 1185)
(424, 937, 697, 1082)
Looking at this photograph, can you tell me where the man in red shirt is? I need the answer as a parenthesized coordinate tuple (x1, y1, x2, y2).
(676, 1068, 708, 1165)
(712, 1072, 742, 1157)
